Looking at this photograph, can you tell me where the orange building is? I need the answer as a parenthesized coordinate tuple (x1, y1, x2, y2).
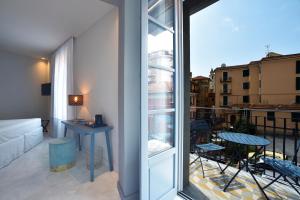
(214, 52, 300, 133)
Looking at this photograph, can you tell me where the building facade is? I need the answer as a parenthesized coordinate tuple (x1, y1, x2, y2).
(190, 74, 214, 119)
(214, 53, 300, 131)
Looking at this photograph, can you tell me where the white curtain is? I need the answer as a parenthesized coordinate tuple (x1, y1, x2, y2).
(51, 38, 74, 137)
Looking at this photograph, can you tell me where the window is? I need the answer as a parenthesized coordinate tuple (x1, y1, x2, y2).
(243, 82, 250, 89)
(267, 112, 275, 121)
(223, 83, 228, 93)
(296, 77, 300, 90)
(243, 69, 249, 77)
(147, 0, 175, 156)
(223, 71, 228, 81)
(296, 96, 300, 104)
(53, 38, 74, 121)
(296, 60, 300, 74)
(223, 96, 228, 106)
(292, 112, 300, 122)
(243, 95, 249, 103)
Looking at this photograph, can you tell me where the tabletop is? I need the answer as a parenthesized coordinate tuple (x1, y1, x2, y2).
(218, 132, 270, 146)
(62, 120, 113, 134)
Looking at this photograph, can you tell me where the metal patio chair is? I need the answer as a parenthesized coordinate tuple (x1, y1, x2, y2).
(190, 120, 225, 178)
(260, 139, 300, 196)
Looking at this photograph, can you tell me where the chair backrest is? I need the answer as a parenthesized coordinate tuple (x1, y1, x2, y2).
(292, 139, 300, 163)
(191, 120, 210, 132)
(190, 120, 211, 143)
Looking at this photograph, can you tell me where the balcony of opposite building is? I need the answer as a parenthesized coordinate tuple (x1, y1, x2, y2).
(220, 77, 232, 83)
(220, 89, 232, 95)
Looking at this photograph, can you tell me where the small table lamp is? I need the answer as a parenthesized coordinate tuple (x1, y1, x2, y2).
(68, 95, 83, 120)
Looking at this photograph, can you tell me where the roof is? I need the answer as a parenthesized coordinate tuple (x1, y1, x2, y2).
(214, 64, 249, 71)
(261, 53, 300, 62)
(214, 52, 300, 72)
(192, 75, 209, 80)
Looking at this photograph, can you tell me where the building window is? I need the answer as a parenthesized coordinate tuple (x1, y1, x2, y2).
(243, 95, 249, 103)
(296, 60, 300, 74)
(223, 83, 228, 93)
(243, 69, 249, 77)
(296, 96, 300, 104)
(291, 112, 300, 122)
(267, 112, 275, 121)
(223, 71, 228, 81)
(243, 82, 250, 89)
(223, 96, 228, 106)
(296, 77, 300, 90)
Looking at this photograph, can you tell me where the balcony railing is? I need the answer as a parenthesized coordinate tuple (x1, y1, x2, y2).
(220, 89, 232, 95)
(190, 106, 300, 173)
(187, 106, 300, 199)
(219, 101, 232, 107)
(220, 77, 232, 82)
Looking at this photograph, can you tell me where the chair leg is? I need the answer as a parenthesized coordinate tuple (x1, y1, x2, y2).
(263, 175, 282, 190)
(190, 153, 200, 165)
(286, 177, 300, 196)
(216, 161, 223, 172)
(199, 155, 205, 178)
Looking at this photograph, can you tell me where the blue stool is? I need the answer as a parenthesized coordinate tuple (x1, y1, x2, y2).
(49, 138, 76, 172)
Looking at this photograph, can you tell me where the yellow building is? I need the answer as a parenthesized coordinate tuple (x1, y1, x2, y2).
(214, 53, 300, 133)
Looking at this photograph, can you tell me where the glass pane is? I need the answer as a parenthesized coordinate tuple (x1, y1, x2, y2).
(148, 68, 174, 110)
(148, 21, 174, 69)
(148, 0, 174, 29)
(148, 112, 174, 156)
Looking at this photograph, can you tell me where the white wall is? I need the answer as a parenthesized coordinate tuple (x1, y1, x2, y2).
(74, 8, 119, 171)
(0, 50, 50, 119)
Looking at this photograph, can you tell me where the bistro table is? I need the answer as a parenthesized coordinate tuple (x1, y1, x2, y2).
(218, 132, 271, 199)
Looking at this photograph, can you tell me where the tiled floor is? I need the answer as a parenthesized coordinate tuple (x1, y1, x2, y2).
(188, 154, 299, 200)
(0, 137, 120, 200)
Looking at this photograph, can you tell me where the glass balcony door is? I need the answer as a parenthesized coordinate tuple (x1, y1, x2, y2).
(141, 0, 181, 199)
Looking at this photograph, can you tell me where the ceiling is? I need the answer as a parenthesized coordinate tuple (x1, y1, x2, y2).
(0, 0, 114, 59)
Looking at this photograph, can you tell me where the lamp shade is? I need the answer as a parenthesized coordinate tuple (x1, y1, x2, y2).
(68, 95, 83, 106)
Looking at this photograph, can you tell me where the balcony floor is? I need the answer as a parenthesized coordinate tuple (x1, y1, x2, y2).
(187, 154, 299, 200)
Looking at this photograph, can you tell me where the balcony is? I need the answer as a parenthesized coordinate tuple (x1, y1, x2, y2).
(220, 89, 232, 95)
(220, 77, 232, 82)
(187, 154, 299, 200)
(219, 101, 232, 107)
(185, 107, 300, 200)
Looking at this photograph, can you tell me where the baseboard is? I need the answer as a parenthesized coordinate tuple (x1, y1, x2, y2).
(117, 181, 139, 200)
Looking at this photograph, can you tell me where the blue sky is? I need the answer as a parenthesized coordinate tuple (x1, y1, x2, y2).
(190, 0, 300, 77)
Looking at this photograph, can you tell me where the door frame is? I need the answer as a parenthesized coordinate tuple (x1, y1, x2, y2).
(178, 0, 219, 191)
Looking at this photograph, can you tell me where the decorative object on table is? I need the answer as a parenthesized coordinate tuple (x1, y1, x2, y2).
(41, 119, 50, 132)
(189, 120, 225, 178)
(95, 114, 103, 125)
(85, 114, 107, 128)
(49, 138, 76, 172)
(68, 94, 83, 120)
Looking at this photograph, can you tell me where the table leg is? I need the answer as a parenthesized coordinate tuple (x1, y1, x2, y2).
(105, 130, 113, 171)
(245, 162, 270, 200)
(223, 166, 244, 192)
(221, 144, 239, 174)
(90, 134, 95, 182)
(64, 126, 67, 137)
(223, 145, 243, 191)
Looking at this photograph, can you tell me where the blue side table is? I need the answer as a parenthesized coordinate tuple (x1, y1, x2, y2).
(49, 138, 76, 172)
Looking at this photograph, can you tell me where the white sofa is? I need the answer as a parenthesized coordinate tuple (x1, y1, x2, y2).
(0, 118, 43, 169)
